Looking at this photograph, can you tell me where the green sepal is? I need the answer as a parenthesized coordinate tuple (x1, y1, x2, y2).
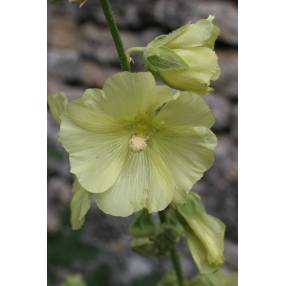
(145, 47, 189, 72)
(60, 274, 87, 286)
(48, 92, 67, 124)
(130, 209, 182, 257)
(131, 223, 178, 256)
(189, 271, 238, 286)
(130, 209, 156, 238)
(70, 179, 92, 230)
(175, 192, 225, 274)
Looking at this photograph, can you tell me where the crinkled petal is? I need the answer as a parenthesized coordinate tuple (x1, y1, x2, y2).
(59, 88, 132, 194)
(155, 91, 214, 128)
(95, 147, 175, 217)
(158, 47, 220, 93)
(165, 16, 220, 49)
(101, 72, 174, 120)
(153, 127, 217, 192)
(66, 88, 121, 133)
(59, 113, 130, 194)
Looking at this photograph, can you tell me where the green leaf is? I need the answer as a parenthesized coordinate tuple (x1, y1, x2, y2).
(145, 47, 188, 71)
(48, 92, 67, 124)
(175, 192, 225, 274)
(70, 179, 92, 230)
(189, 271, 238, 286)
(60, 274, 87, 286)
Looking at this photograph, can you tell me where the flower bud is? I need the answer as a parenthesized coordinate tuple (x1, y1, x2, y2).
(143, 16, 220, 94)
(175, 192, 225, 273)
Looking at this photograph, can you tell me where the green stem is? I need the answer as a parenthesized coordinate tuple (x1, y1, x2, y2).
(159, 210, 185, 286)
(99, 0, 130, 71)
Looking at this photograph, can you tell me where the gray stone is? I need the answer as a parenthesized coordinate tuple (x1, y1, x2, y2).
(80, 23, 160, 65)
(80, 60, 120, 87)
(205, 94, 232, 131)
(231, 105, 238, 143)
(215, 50, 238, 99)
(47, 177, 71, 233)
(124, 256, 153, 281)
(224, 240, 238, 270)
(48, 49, 81, 83)
(79, 0, 148, 29)
(48, 80, 85, 101)
(48, 16, 80, 49)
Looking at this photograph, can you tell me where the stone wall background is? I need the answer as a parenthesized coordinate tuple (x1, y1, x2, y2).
(47, 0, 237, 285)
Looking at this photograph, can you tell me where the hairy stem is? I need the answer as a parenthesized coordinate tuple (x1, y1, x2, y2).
(159, 210, 185, 286)
(99, 0, 130, 71)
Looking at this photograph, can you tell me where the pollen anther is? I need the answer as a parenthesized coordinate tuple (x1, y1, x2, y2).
(129, 135, 148, 152)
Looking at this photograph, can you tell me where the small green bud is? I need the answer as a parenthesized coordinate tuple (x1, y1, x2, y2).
(175, 192, 225, 274)
(143, 16, 220, 94)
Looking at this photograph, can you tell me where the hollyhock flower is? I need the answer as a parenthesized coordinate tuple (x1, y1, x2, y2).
(143, 16, 220, 94)
(56, 72, 216, 216)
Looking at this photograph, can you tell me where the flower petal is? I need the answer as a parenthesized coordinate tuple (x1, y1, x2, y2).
(95, 147, 175, 217)
(153, 127, 217, 192)
(59, 113, 130, 194)
(165, 16, 220, 49)
(101, 72, 174, 120)
(66, 88, 121, 133)
(158, 47, 220, 93)
(155, 91, 214, 128)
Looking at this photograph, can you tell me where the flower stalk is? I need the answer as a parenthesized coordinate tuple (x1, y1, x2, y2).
(99, 0, 130, 71)
(159, 210, 185, 286)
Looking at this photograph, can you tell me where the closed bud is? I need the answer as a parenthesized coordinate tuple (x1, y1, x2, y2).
(143, 16, 220, 95)
(175, 192, 225, 273)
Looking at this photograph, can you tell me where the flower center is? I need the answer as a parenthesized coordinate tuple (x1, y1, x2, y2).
(129, 135, 148, 152)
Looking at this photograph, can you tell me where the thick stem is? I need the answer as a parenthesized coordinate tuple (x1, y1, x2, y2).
(99, 0, 130, 71)
(159, 210, 185, 286)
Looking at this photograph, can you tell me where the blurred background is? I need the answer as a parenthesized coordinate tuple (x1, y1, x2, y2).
(47, 0, 237, 285)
